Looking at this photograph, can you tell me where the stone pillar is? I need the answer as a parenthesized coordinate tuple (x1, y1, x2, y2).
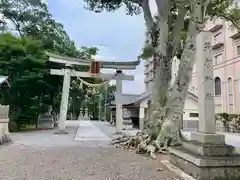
(139, 107, 145, 132)
(0, 105, 11, 143)
(55, 66, 71, 134)
(78, 109, 83, 120)
(84, 108, 89, 120)
(110, 110, 112, 122)
(168, 31, 240, 180)
(115, 70, 123, 133)
(191, 31, 224, 143)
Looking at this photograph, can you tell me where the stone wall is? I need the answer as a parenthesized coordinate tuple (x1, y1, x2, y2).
(0, 105, 10, 144)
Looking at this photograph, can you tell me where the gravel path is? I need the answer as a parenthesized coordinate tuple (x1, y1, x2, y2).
(0, 121, 179, 180)
(0, 144, 179, 180)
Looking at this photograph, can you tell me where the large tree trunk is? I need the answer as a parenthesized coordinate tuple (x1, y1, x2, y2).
(155, 0, 204, 145)
(113, 0, 206, 159)
(148, 53, 173, 127)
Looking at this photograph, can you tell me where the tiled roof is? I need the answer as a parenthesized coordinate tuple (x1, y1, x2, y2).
(125, 91, 198, 106)
(110, 94, 141, 105)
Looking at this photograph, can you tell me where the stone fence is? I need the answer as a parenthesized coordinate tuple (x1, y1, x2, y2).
(0, 105, 10, 144)
(216, 119, 240, 133)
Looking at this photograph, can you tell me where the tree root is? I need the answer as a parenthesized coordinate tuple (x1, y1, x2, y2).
(111, 132, 168, 160)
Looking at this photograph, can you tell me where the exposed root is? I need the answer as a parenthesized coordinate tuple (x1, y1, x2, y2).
(111, 119, 182, 160)
(111, 131, 169, 160)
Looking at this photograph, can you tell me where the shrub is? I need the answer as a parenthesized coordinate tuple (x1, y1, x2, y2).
(8, 121, 18, 132)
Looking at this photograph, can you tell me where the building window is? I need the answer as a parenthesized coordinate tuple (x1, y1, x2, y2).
(215, 77, 221, 95)
(189, 113, 199, 117)
(214, 54, 223, 65)
(228, 77, 233, 95)
(214, 32, 222, 44)
(237, 45, 240, 56)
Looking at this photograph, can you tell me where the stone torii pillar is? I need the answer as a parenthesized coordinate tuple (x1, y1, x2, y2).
(115, 70, 123, 133)
(48, 52, 140, 134)
(55, 64, 71, 134)
(51, 68, 135, 133)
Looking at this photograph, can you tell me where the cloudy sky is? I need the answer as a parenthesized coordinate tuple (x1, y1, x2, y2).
(48, 0, 148, 95)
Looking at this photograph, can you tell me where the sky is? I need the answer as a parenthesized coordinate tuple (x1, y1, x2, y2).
(48, 0, 147, 95)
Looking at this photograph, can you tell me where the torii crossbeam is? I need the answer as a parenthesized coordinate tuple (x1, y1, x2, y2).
(47, 52, 140, 134)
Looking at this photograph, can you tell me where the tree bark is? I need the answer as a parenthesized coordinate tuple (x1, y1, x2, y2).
(171, 0, 204, 117)
(154, 0, 204, 145)
(113, 0, 209, 157)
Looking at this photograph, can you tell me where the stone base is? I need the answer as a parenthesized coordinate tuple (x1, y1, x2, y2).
(0, 134, 11, 145)
(54, 129, 68, 134)
(169, 145, 240, 180)
(2, 134, 11, 143)
(191, 132, 225, 144)
(182, 140, 234, 156)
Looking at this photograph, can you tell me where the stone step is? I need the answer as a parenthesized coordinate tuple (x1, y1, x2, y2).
(169, 146, 240, 180)
(182, 140, 235, 156)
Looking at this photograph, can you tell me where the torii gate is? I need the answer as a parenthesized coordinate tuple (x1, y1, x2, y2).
(47, 52, 140, 134)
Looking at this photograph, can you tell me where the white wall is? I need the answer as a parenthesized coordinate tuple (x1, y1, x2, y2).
(183, 95, 198, 121)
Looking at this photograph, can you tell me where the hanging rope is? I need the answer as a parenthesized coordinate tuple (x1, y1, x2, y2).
(72, 71, 117, 88)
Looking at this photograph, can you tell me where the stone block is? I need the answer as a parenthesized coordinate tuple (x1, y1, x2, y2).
(38, 116, 54, 129)
(170, 152, 240, 180)
(169, 147, 240, 180)
(191, 132, 225, 144)
(182, 140, 234, 156)
(183, 120, 198, 131)
(2, 134, 11, 143)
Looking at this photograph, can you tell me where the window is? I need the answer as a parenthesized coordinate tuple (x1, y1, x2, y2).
(214, 54, 223, 65)
(214, 32, 222, 44)
(189, 113, 199, 117)
(215, 77, 221, 95)
(228, 77, 233, 95)
(237, 45, 240, 56)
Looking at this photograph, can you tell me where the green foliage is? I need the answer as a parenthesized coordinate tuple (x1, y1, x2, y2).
(83, 0, 141, 15)
(139, 44, 155, 60)
(207, 0, 240, 30)
(0, 0, 81, 56)
(84, 0, 240, 62)
(216, 113, 240, 132)
(0, 0, 101, 129)
(0, 33, 50, 129)
(216, 113, 240, 122)
(8, 121, 18, 132)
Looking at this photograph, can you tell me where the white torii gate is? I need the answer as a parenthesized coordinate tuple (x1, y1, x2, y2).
(47, 52, 140, 134)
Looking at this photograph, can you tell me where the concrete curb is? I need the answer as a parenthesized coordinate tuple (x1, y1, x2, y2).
(161, 160, 196, 180)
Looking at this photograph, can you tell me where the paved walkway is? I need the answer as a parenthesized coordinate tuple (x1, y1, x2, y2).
(74, 121, 111, 141)
(0, 120, 179, 180)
